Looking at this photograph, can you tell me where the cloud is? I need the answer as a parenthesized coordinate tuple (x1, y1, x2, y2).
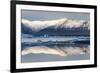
(22, 18, 89, 31)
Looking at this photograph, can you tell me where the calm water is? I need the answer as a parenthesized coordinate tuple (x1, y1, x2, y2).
(21, 36, 90, 63)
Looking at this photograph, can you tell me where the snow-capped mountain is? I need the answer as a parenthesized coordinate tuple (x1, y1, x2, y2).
(22, 18, 89, 31)
(21, 18, 90, 36)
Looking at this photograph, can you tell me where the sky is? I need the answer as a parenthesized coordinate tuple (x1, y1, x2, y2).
(21, 10, 90, 21)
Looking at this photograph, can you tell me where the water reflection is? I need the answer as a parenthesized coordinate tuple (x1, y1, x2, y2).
(22, 44, 89, 56)
(21, 44, 90, 63)
(21, 36, 90, 63)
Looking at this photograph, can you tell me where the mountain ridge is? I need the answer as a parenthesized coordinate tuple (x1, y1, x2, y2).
(22, 18, 89, 31)
(21, 18, 90, 36)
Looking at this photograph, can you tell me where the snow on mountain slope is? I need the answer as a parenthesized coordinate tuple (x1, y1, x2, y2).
(22, 18, 90, 32)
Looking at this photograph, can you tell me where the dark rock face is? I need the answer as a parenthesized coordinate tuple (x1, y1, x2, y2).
(21, 23, 90, 36)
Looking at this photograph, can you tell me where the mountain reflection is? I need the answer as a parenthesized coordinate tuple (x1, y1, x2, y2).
(22, 45, 89, 56)
(21, 36, 90, 62)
